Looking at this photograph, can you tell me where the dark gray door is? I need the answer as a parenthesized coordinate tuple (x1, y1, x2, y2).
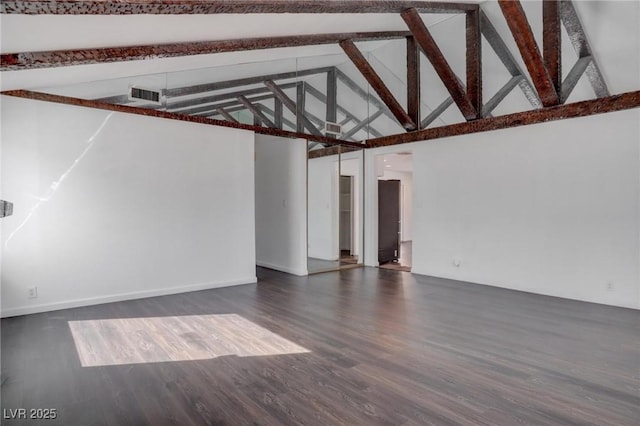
(378, 180, 400, 264)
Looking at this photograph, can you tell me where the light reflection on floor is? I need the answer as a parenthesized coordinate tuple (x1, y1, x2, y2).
(68, 314, 310, 367)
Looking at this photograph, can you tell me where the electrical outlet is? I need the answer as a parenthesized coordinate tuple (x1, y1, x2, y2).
(27, 287, 38, 299)
(606, 281, 614, 292)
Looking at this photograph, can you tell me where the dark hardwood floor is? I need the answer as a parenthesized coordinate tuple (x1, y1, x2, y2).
(1, 267, 638, 425)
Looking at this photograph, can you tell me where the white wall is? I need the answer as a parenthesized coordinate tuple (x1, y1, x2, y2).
(366, 109, 640, 309)
(307, 153, 339, 260)
(1, 96, 256, 317)
(254, 135, 307, 276)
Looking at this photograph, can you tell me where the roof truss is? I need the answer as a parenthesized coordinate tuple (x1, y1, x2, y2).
(0, 0, 633, 150)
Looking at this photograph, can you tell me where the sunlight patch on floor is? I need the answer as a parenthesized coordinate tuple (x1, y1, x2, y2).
(68, 314, 310, 367)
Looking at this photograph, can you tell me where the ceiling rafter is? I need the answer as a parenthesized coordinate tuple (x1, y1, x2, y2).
(479, 11, 542, 109)
(237, 95, 276, 128)
(1, 32, 412, 71)
(303, 83, 384, 139)
(0, 0, 478, 15)
(406, 36, 421, 128)
(421, 97, 454, 128)
(401, 7, 478, 121)
(1, 89, 362, 147)
(264, 80, 323, 137)
(498, 0, 560, 107)
(215, 107, 239, 123)
(339, 39, 417, 131)
(561, 55, 592, 103)
(466, 8, 482, 118)
(366, 90, 640, 148)
(560, 0, 609, 98)
(543, 0, 562, 96)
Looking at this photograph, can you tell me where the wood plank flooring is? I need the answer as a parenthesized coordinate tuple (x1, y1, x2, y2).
(2, 267, 639, 425)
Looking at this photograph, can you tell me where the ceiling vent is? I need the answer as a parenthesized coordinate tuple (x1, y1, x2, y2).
(324, 121, 342, 136)
(128, 87, 162, 105)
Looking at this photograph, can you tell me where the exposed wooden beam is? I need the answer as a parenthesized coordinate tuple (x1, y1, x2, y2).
(1, 90, 361, 147)
(366, 90, 640, 148)
(326, 69, 338, 124)
(406, 36, 421, 128)
(543, 0, 562, 97)
(560, 0, 609, 98)
(0, 1, 478, 15)
(309, 144, 363, 160)
(166, 67, 334, 98)
(421, 97, 454, 128)
(401, 8, 477, 120)
(236, 95, 276, 128)
(255, 104, 297, 131)
(215, 107, 239, 124)
(343, 109, 385, 139)
(1, 32, 411, 71)
(479, 11, 542, 109)
(180, 94, 276, 116)
(296, 84, 307, 133)
(304, 83, 384, 138)
(274, 99, 283, 130)
(498, 0, 560, 107)
(339, 39, 417, 131)
(482, 76, 523, 116)
(264, 80, 324, 137)
(167, 82, 298, 111)
(334, 68, 397, 126)
(466, 9, 482, 118)
(561, 56, 592, 103)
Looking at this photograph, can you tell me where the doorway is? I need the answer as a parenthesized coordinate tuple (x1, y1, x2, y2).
(377, 152, 413, 272)
(339, 175, 357, 264)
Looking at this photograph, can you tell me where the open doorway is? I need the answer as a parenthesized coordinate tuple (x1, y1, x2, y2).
(376, 152, 413, 272)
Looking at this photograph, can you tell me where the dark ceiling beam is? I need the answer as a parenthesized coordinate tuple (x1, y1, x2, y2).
(274, 99, 284, 130)
(339, 39, 417, 131)
(466, 9, 482, 118)
(326, 69, 338, 125)
(215, 107, 239, 124)
(543, 0, 562, 97)
(482, 75, 523, 117)
(264, 80, 324, 137)
(479, 11, 541, 109)
(401, 7, 477, 121)
(167, 82, 298, 111)
(561, 56, 592, 103)
(334, 69, 396, 125)
(498, 0, 560, 107)
(1, 90, 361, 147)
(560, 0, 609, 98)
(166, 66, 335, 98)
(1, 1, 478, 15)
(303, 83, 384, 138)
(366, 90, 640, 148)
(181, 94, 276, 116)
(237, 95, 276, 128)
(1, 32, 411, 71)
(406, 36, 421, 128)
(421, 97, 453, 128)
(255, 104, 297, 132)
(342, 109, 385, 140)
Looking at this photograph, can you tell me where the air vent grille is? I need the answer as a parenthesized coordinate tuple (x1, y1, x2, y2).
(324, 121, 342, 135)
(129, 87, 162, 105)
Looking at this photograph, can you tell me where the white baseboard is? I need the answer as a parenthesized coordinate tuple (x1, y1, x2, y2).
(0, 276, 258, 318)
(256, 261, 307, 276)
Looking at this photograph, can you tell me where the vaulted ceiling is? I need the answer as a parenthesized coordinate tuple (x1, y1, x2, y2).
(1, 0, 639, 149)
